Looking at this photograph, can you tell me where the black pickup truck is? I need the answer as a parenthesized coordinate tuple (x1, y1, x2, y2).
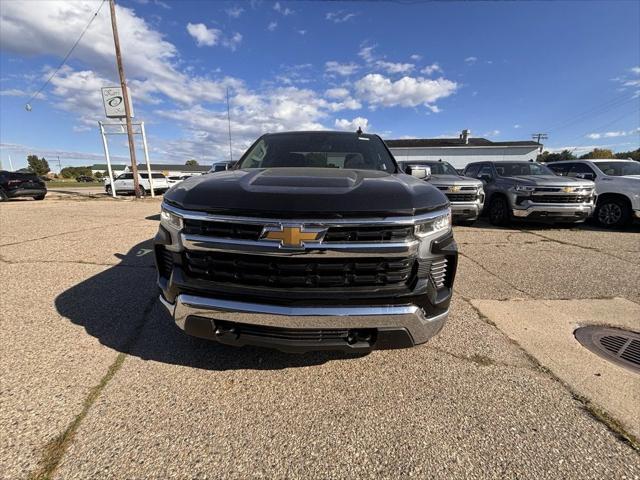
(154, 131, 457, 353)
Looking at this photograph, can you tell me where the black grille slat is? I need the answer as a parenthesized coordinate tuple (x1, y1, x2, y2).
(183, 219, 263, 240)
(600, 335, 627, 354)
(620, 340, 640, 364)
(530, 195, 590, 204)
(184, 251, 415, 289)
(445, 193, 477, 202)
(324, 225, 412, 242)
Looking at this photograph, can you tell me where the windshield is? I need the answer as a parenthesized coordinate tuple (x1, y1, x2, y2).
(495, 162, 554, 177)
(593, 161, 640, 176)
(407, 161, 459, 176)
(237, 132, 397, 172)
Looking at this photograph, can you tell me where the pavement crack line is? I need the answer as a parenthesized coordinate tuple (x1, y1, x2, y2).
(456, 294, 639, 452)
(0, 219, 142, 248)
(0, 256, 155, 269)
(458, 251, 534, 298)
(519, 229, 640, 266)
(27, 294, 159, 480)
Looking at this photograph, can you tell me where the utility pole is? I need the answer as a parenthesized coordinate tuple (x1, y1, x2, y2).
(226, 87, 233, 163)
(108, 0, 140, 197)
(56, 155, 62, 174)
(531, 133, 548, 153)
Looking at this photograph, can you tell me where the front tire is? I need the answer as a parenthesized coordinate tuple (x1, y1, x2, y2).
(0, 188, 8, 202)
(488, 196, 511, 226)
(106, 185, 113, 195)
(136, 185, 147, 197)
(33, 194, 45, 200)
(595, 198, 631, 228)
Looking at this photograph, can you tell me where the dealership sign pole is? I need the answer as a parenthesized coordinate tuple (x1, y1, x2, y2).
(99, 121, 117, 198)
(108, 0, 141, 198)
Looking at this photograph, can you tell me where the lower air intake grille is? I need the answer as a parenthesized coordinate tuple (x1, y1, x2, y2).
(156, 247, 174, 278)
(430, 258, 448, 288)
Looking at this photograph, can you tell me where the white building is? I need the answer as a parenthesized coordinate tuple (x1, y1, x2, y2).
(386, 130, 542, 170)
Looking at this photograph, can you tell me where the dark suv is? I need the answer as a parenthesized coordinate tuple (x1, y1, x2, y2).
(0, 170, 47, 201)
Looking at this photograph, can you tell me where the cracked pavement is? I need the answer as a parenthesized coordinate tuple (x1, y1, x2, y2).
(1, 197, 639, 479)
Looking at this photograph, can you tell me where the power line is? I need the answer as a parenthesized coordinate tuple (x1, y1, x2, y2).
(25, 0, 107, 110)
(531, 133, 548, 153)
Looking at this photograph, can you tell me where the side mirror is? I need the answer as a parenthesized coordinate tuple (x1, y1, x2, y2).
(576, 172, 595, 180)
(408, 165, 431, 180)
(479, 174, 493, 183)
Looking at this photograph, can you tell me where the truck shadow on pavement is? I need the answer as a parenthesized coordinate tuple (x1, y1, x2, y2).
(55, 239, 364, 371)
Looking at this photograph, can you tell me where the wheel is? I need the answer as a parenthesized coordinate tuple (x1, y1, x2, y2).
(488, 196, 511, 226)
(0, 188, 8, 202)
(106, 185, 113, 195)
(595, 198, 631, 228)
(135, 185, 147, 197)
(33, 194, 45, 201)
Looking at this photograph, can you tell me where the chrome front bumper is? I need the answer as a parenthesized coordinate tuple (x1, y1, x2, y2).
(450, 202, 483, 220)
(159, 294, 448, 349)
(512, 203, 594, 218)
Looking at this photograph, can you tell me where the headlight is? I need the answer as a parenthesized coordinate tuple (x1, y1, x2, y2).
(160, 207, 183, 231)
(513, 184, 535, 193)
(414, 211, 451, 237)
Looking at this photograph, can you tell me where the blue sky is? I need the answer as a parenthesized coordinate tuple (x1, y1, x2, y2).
(1, 0, 639, 170)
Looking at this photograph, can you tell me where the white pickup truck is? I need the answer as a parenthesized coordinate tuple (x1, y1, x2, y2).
(548, 159, 640, 227)
(104, 172, 170, 196)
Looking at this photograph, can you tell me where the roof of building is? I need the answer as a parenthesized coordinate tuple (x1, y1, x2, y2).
(385, 138, 540, 148)
(92, 163, 210, 172)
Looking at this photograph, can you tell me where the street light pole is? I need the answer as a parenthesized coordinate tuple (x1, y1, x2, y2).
(108, 0, 140, 198)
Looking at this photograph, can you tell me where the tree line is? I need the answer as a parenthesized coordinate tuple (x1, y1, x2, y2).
(537, 148, 640, 163)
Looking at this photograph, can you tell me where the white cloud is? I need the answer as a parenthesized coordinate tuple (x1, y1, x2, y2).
(223, 32, 243, 51)
(464, 56, 478, 64)
(187, 23, 220, 47)
(267, 21, 278, 31)
(273, 2, 293, 16)
(586, 129, 639, 140)
(187, 23, 241, 50)
(325, 61, 359, 76)
(483, 130, 500, 138)
(225, 6, 244, 18)
(358, 45, 376, 63)
(325, 87, 350, 99)
(631, 66, 640, 75)
(326, 11, 357, 23)
(0, 88, 45, 99)
(335, 117, 370, 131)
(410, 54, 422, 61)
(420, 63, 442, 75)
(513, 124, 521, 129)
(354, 73, 458, 109)
(376, 61, 414, 74)
(297, 29, 307, 35)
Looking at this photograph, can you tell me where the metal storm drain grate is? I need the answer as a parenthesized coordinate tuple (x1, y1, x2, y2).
(574, 326, 640, 374)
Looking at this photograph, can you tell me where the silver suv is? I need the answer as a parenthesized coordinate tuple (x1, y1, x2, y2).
(397, 160, 484, 225)
(463, 161, 596, 225)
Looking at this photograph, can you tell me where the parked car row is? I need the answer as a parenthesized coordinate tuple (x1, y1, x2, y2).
(396, 158, 638, 229)
(0, 170, 47, 201)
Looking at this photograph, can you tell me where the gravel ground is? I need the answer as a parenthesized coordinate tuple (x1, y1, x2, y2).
(1, 198, 638, 479)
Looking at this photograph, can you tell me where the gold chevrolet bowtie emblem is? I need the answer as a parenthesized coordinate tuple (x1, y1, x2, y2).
(563, 187, 574, 193)
(261, 225, 326, 249)
(449, 186, 461, 193)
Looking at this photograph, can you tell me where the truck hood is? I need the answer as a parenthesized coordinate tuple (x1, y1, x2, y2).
(506, 175, 594, 188)
(164, 168, 449, 217)
(427, 174, 482, 188)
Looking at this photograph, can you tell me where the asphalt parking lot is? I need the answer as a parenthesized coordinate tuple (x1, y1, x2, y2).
(1, 194, 639, 479)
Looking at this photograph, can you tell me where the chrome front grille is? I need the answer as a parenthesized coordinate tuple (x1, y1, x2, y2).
(530, 194, 592, 204)
(445, 193, 477, 202)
